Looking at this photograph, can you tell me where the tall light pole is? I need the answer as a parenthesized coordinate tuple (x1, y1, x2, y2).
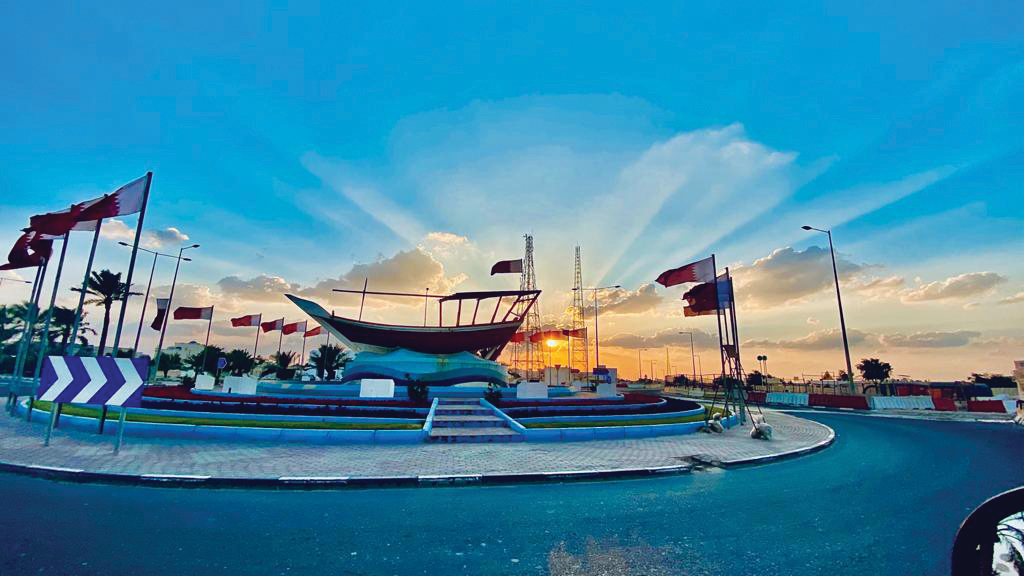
(572, 284, 620, 374)
(696, 355, 703, 385)
(0, 277, 32, 291)
(423, 287, 429, 327)
(679, 331, 696, 385)
(638, 348, 646, 380)
(119, 242, 192, 357)
(802, 225, 855, 394)
(152, 244, 199, 378)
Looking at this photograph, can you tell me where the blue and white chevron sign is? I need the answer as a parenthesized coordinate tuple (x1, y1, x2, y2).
(37, 356, 149, 407)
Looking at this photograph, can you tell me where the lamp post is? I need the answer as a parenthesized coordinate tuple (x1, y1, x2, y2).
(0, 277, 31, 291)
(638, 348, 646, 381)
(152, 244, 199, 378)
(802, 225, 855, 394)
(118, 242, 192, 357)
(572, 284, 621, 376)
(696, 355, 703, 386)
(679, 331, 696, 385)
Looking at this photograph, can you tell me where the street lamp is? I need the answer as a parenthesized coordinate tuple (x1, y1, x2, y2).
(679, 331, 696, 385)
(802, 225, 855, 394)
(638, 347, 646, 381)
(118, 242, 194, 356)
(152, 244, 200, 378)
(572, 284, 621, 377)
(0, 277, 31, 291)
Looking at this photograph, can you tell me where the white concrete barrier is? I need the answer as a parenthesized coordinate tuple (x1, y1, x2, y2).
(868, 395, 934, 410)
(595, 383, 618, 398)
(194, 374, 215, 391)
(223, 375, 259, 395)
(516, 381, 549, 399)
(359, 379, 395, 398)
(1003, 400, 1017, 414)
(765, 392, 809, 406)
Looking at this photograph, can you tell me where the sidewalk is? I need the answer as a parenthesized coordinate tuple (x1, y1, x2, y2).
(0, 409, 833, 488)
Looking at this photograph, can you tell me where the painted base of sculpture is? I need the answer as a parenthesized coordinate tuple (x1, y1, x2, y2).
(340, 348, 509, 387)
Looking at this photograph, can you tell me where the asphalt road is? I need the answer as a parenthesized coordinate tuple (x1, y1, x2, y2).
(0, 413, 1020, 575)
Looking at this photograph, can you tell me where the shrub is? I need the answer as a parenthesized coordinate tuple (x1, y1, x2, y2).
(484, 383, 503, 405)
(407, 381, 429, 405)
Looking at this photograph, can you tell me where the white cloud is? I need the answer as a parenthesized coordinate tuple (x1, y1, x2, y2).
(591, 283, 663, 315)
(997, 291, 1024, 305)
(878, 331, 981, 348)
(603, 328, 719, 350)
(99, 219, 191, 250)
(902, 272, 1007, 302)
(731, 246, 868, 308)
(745, 328, 876, 351)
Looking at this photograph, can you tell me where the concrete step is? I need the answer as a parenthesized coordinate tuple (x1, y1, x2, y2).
(428, 427, 523, 443)
(434, 405, 491, 415)
(432, 415, 507, 428)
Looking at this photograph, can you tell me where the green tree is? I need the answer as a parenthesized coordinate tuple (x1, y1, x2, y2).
(262, 351, 297, 379)
(47, 306, 94, 354)
(308, 344, 350, 380)
(158, 353, 182, 377)
(186, 345, 225, 375)
(745, 370, 765, 388)
(225, 349, 255, 376)
(79, 270, 131, 355)
(857, 358, 892, 394)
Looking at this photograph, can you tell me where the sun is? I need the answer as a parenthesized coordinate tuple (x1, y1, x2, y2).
(545, 339, 558, 348)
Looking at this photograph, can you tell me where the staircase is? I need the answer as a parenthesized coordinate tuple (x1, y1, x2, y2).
(427, 398, 523, 443)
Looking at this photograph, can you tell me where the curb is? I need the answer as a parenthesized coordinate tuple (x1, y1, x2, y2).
(718, 419, 836, 467)
(0, 460, 698, 490)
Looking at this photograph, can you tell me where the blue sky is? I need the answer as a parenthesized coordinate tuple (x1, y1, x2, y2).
(2, 1, 1022, 379)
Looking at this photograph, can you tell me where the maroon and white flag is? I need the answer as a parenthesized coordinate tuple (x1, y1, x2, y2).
(655, 256, 716, 287)
(304, 326, 322, 338)
(174, 306, 214, 320)
(73, 175, 149, 229)
(29, 206, 85, 237)
(151, 298, 169, 330)
(0, 231, 53, 270)
(490, 259, 523, 275)
(261, 318, 284, 332)
(282, 320, 307, 335)
(231, 314, 262, 327)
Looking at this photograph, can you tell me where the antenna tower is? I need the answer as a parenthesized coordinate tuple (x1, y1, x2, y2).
(520, 234, 542, 379)
(570, 246, 589, 379)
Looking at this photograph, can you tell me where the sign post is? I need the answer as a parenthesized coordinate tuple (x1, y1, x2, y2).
(35, 355, 149, 452)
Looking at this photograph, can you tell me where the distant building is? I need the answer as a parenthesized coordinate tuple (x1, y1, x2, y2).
(162, 341, 205, 359)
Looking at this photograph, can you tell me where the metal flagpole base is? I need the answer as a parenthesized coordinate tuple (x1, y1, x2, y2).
(113, 408, 128, 454)
(44, 403, 58, 446)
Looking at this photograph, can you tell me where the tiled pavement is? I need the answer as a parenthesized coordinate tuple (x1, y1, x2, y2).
(0, 409, 833, 481)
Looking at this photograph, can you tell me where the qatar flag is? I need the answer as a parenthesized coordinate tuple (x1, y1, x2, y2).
(29, 205, 85, 236)
(261, 318, 284, 332)
(151, 298, 169, 330)
(655, 256, 716, 287)
(562, 328, 587, 338)
(0, 231, 53, 270)
(231, 314, 262, 327)
(282, 320, 307, 335)
(174, 306, 213, 320)
(510, 332, 526, 343)
(490, 259, 523, 275)
(303, 326, 322, 338)
(74, 175, 149, 228)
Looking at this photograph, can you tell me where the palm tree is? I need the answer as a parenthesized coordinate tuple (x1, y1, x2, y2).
(80, 270, 131, 356)
(225, 349, 255, 376)
(857, 358, 893, 395)
(262, 351, 297, 379)
(47, 306, 94, 353)
(308, 344, 351, 380)
(157, 353, 182, 377)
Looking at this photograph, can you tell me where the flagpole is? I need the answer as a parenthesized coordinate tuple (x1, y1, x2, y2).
(7, 263, 42, 412)
(200, 307, 214, 374)
(253, 314, 261, 358)
(12, 257, 49, 420)
(111, 171, 152, 357)
(31, 233, 70, 408)
(300, 331, 307, 371)
(277, 321, 283, 357)
(131, 250, 159, 356)
(151, 244, 185, 381)
(69, 221, 102, 356)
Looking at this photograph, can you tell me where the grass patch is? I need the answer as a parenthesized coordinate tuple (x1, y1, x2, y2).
(521, 405, 729, 429)
(31, 401, 422, 430)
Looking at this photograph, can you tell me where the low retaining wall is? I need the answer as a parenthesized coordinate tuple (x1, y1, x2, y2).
(515, 406, 703, 424)
(18, 403, 426, 444)
(766, 392, 809, 406)
(521, 414, 739, 442)
(868, 395, 934, 410)
(967, 399, 1016, 414)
